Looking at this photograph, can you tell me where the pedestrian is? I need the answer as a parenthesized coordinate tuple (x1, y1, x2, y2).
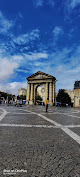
(45, 98, 49, 112)
(19, 99, 22, 107)
(17, 100, 19, 106)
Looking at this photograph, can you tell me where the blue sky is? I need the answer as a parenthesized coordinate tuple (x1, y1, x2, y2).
(0, 0, 80, 95)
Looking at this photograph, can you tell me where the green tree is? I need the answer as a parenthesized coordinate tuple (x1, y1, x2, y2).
(36, 95, 42, 101)
(56, 89, 71, 105)
(0, 91, 15, 101)
(17, 95, 26, 100)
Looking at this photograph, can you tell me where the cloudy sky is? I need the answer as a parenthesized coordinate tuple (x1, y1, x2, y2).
(0, 0, 80, 95)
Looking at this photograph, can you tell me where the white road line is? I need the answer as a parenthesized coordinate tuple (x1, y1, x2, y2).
(1, 108, 80, 144)
(25, 109, 80, 145)
(42, 112, 80, 119)
(7, 112, 33, 114)
(0, 124, 56, 128)
(0, 124, 80, 128)
(0, 108, 8, 121)
(65, 125, 80, 128)
(62, 127, 80, 144)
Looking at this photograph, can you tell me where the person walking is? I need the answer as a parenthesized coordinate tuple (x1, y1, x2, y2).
(20, 99, 22, 107)
(45, 98, 49, 112)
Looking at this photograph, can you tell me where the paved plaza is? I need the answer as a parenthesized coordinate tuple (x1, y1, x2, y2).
(0, 105, 80, 177)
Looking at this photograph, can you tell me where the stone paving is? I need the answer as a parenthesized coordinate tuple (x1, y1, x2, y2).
(0, 105, 80, 177)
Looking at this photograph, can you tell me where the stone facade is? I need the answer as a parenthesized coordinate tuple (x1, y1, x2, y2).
(74, 81, 80, 107)
(64, 90, 74, 103)
(74, 89, 80, 107)
(18, 88, 27, 96)
(64, 81, 80, 107)
(26, 71, 56, 106)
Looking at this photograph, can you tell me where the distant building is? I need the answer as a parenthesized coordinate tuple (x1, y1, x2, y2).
(18, 88, 27, 96)
(64, 81, 80, 107)
(64, 89, 74, 104)
(74, 81, 80, 89)
(74, 81, 80, 107)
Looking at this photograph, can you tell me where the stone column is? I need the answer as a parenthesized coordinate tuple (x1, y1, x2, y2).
(26, 83, 30, 104)
(49, 82, 53, 106)
(53, 82, 55, 104)
(29, 83, 34, 105)
(34, 85, 36, 105)
(45, 82, 48, 100)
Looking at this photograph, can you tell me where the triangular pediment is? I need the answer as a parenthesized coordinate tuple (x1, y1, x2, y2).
(27, 71, 56, 80)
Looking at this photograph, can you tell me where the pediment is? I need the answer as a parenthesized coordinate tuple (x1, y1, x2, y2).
(32, 74, 49, 79)
(27, 71, 56, 80)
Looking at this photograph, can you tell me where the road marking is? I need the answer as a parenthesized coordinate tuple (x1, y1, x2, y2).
(8, 112, 33, 114)
(0, 108, 8, 121)
(61, 127, 80, 144)
(0, 124, 80, 128)
(1, 108, 80, 144)
(0, 124, 56, 128)
(24, 109, 80, 145)
(42, 112, 80, 119)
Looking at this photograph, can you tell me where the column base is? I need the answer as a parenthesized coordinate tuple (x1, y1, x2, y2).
(49, 101, 53, 106)
(25, 100, 29, 105)
(29, 100, 34, 105)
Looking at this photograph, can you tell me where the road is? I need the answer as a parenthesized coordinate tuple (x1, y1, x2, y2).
(0, 105, 80, 177)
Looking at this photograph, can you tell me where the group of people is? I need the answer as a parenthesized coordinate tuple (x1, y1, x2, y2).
(5, 99, 23, 106)
(14, 99, 22, 106)
(1, 97, 49, 112)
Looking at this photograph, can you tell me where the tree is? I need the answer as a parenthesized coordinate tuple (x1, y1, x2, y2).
(36, 94, 42, 101)
(0, 91, 15, 101)
(56, 89, 71, 106)
(17, 95, 26, 100)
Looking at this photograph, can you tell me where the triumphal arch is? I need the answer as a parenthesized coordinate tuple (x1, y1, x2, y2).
(26, 71, 56, 106)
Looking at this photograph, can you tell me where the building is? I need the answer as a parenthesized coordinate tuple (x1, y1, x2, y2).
(18, 88, 27, 96)
(64, 89, 74, 104)
(74, 81, 80, 107)
(26, 71, 56, 106)
(64, 81, 80, 107)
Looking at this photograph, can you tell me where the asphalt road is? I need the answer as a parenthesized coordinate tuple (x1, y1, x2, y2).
(0, 105, 80, 177)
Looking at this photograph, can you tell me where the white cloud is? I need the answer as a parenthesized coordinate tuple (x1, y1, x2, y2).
(52, 26, 64, 38)
(18, 12, 23, 18)
(0, 11, 13, 34)
(13, 34, 29, 45)
(0, 81, 27, 95)
(34, 0, 44, 7)
(34, 0, 55, 7)
(0, 58, 19, 81)
(70, 0, 80, 8)
(30, 45, 80, 92)
(24, 52, 48, 60)
(66, 0, 80, 10)
(0, 45, 80, 94)
(13, 29, 40, 45)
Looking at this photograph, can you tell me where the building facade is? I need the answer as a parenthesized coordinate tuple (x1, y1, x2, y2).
(64, 81, 80, 107)
(18, 88, 27, 96)
(74, 81, 80, 107)
(26, 71, 56, 106)
(64, 89, 74, 104)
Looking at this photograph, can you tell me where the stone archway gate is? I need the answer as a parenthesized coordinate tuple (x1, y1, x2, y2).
(26, 71, 56, 106)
